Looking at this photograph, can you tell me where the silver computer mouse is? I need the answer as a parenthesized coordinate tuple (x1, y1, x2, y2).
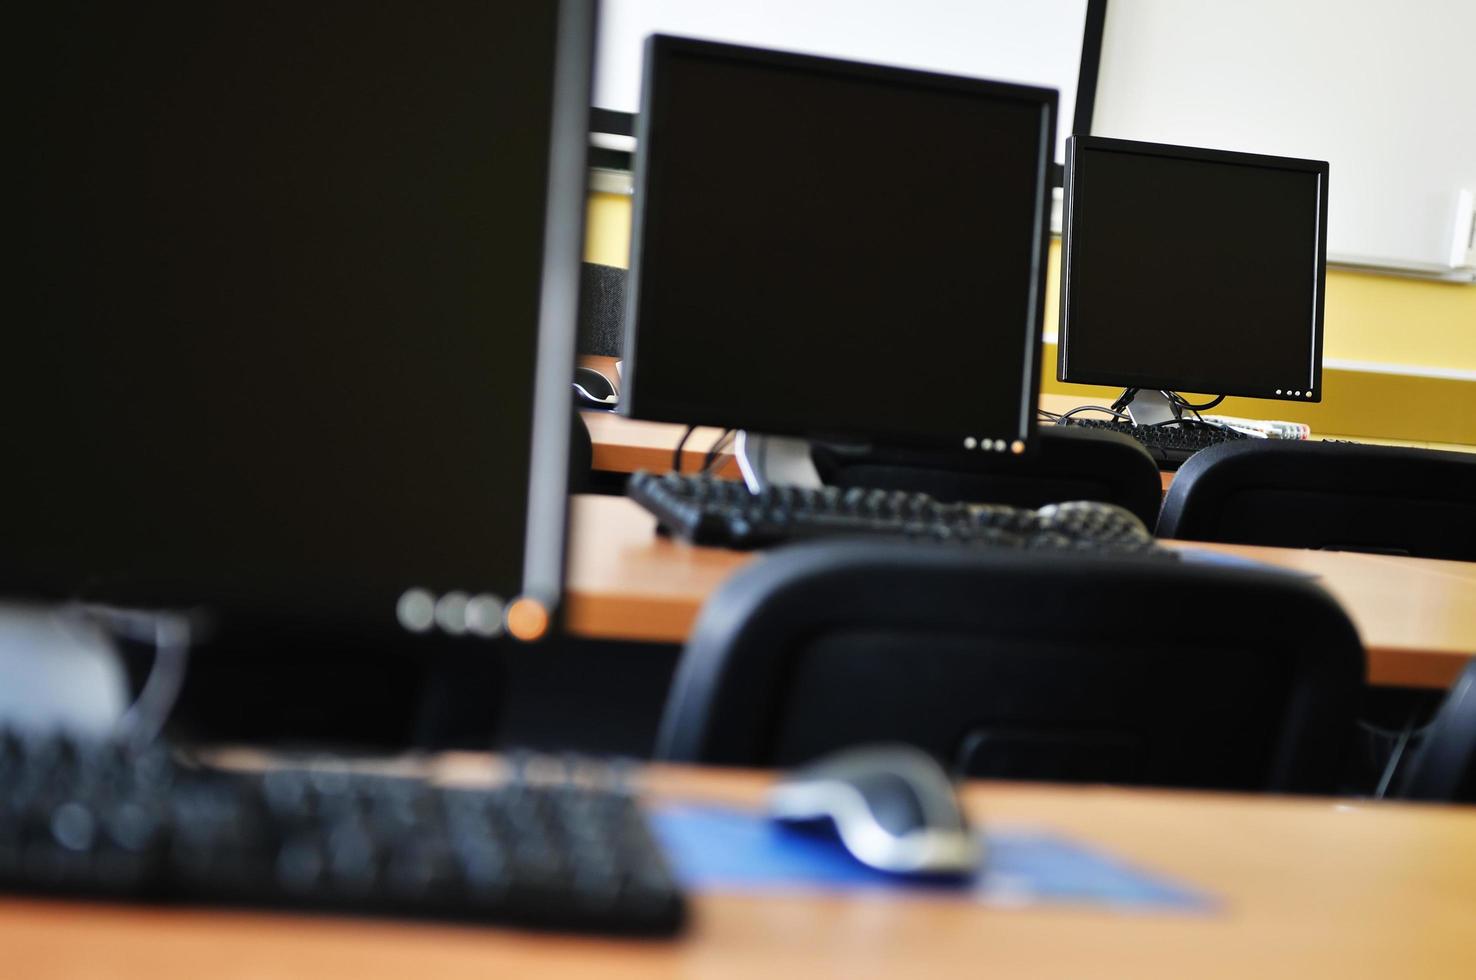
(768, 744, 982, 876)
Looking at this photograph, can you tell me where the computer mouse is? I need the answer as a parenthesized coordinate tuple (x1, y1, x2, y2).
(573, 366, 618, 407)
(768, 744, 982, 877)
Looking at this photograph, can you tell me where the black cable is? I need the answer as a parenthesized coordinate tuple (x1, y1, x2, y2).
(1166, 392, 1225, 412)
(1052, 405, 1241, 434)
(1057, 405, 1133, 422)
(1109, 388, 1139, 414)
(701, 429, 735, 475)
(671, 425, 696, 474)
(1146, 418, 1223, 429)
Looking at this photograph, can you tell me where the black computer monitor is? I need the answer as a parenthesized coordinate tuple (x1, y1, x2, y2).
(1058, 136, 1328, 409)
(620, 36, 1056, 457)
(5, 0, 595, 640)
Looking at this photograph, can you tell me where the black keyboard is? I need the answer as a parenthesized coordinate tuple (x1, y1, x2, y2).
(0, 732, 685, 936)
(1053, 418, 1251, 469)
(627, 470, 1171, 557)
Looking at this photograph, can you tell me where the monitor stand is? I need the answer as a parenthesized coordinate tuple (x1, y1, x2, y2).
(735, 431, 823, 492)
(1120, 389, 1180, 427)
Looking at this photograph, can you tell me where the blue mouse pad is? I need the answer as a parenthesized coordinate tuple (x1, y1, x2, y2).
(652, 803, 1216, 913)
(1175, 547, 1320, 579)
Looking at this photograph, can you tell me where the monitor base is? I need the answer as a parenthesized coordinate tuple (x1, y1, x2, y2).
(1121, 389, 1180, 427)
(736, 432, 823, 493)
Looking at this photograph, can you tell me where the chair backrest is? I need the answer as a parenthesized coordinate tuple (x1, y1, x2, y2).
(811, 426, 1164, 529)
(1157, 441, 1476, 561)
(656, 541, 1364, 794)
(1399, 658, 1476, 803)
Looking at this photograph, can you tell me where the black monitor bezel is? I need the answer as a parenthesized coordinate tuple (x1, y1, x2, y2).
(521, 0, 597, 624)
(5, 0, 594, 638)
(1057, 135, 1329, 403)
(620, 34, 1057, 452)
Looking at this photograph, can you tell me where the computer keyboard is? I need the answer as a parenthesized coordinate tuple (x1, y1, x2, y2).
(1052, 418, 1251, 469)
(627, 470, 1172, 557)
(0, 731, 685, 936)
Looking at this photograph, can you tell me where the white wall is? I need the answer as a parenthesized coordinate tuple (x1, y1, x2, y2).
(1093, 0, 1476, 277)
(596, 0, 1090, 162)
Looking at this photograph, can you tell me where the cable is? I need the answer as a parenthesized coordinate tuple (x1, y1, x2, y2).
(70, 605, 194, 749)
(1109, 388, 1140, 415)
(701, 429, 735, 475)
(1357, 717, 1440, 741)
(122, 618, 191, 750)
(1057, 404, 1133, 422)
(1053, 407, 1246, 436)
(1058, 389, 1232, 428)
(1145, 418, 1229, 430)
(671, 425, 696, 474)
(1373, 714, 1420, 800)
(1166, 392, 1225, 413)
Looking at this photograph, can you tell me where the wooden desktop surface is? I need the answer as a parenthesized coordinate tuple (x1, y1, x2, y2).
(4, 758, 1473, 979)
(579, 392, 1100, 482)
(565, 494, 1476, 690)
(581, 355, 1475, 490)
(583, 409, 742, 479)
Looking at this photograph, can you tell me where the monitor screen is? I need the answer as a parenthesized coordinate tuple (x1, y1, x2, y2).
(5, 0, 594, 637)
(1057, 136, 1328, 402)
(621, 36, 1056, 454)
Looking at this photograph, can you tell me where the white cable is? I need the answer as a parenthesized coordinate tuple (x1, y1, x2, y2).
(71, 604, 193, 748)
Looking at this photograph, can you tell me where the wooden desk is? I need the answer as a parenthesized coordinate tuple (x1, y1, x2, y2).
(580, 398, 1174, 488)
(565, 494, 1476, 690)
(582, 409, 741, 479)
(579, 355, 742, 478)
(5, 759, 1473, 979)
(580, 362, 1474, 493)
(581, 392, 1097, 482)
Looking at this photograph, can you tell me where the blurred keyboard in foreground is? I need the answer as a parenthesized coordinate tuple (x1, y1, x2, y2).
(0, 732, 685, 936)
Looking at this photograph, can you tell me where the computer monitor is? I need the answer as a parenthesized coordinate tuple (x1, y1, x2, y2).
(5, 0, 595, 640)
(1057, 136, 1328, 416)
(620, 36, 1056, 460)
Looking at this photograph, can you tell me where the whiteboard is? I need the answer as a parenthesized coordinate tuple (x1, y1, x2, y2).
(595, 0, 1091, 163)
(1092, 0, 1476, 278)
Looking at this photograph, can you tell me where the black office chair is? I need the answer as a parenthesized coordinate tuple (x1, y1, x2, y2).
(656, 541, 1364, 794)
(811, 426, 1164, 529)
(1157, 440, 1476, 560)
(1398, 657, 1476, 803)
